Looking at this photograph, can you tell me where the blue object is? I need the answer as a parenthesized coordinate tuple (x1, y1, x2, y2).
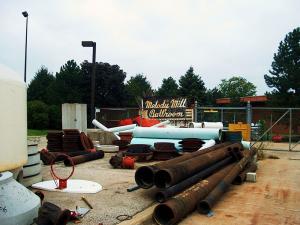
(133, 127, 221, 140)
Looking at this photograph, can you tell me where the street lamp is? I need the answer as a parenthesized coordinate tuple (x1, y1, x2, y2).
(22, 11, 28, 83)
(82, 41, 96, 125)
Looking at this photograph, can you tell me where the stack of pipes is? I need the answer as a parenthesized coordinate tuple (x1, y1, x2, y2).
(130, 127, 221, 151)
(189, 122, 224, 129)
(134, 142, 257, 225)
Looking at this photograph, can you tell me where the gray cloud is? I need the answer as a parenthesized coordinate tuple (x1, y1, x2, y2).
(0, 0, 299, 95)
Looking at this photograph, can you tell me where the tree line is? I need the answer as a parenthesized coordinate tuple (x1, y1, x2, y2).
(27, 27, 300, 129)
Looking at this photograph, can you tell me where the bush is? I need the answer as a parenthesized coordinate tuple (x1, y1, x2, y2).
(27, 100, 49, 129)
(48, 104, 61, 129)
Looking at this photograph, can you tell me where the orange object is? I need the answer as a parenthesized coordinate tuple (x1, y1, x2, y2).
(228, 122, 251, 141)
(134, 116, 160, 127)
(119, 118, 134, 126)
(272, 134, 283, 142)
(58, 179, 68, 189)
(122, 156, 135, 169)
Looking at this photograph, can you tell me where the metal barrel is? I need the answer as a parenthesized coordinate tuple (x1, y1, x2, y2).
(64, 151, 104, 166)
(197, 148, 256, 214)
(155, 156, 233, 203)
(135, 142, 232, 189)
(232, 162, 257, 185)
(154, 142, 243, 188)
(153, 163, 235, 225)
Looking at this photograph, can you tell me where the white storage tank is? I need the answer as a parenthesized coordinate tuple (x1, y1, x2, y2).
(0, 65, 40, 225)
(0, 65, 27, 172)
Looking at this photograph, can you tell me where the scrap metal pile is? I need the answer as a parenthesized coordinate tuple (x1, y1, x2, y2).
(41, 129, 104, 166)
(134, 142, 257, 225)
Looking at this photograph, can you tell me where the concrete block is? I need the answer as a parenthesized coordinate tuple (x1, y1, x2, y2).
(246, 172, 256, 182)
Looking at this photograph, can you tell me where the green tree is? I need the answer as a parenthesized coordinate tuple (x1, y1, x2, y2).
(27, 100, 49, 129)
(49, 60, 84, 104)
(125, 74, 153, 106)
(205, 87, 222, 106)
(218, 76, 256, 104)
(264, 27, 300, 107)
(48, 104, 61, 129)
(27, 66, 55, 104)
(179, 67, 206, 104)
(81, 61, 127, 107)
(156, 76, 179, 98)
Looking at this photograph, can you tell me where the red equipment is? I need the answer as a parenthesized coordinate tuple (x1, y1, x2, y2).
(122, 156, 135, 169)
(50, 153, 75, 189)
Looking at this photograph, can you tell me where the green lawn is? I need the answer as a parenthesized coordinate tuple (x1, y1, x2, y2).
(28, 129, 47, 136)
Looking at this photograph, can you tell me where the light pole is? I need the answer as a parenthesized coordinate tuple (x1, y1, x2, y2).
(22, 11, 28, 83)
(82, 41, 96, 126)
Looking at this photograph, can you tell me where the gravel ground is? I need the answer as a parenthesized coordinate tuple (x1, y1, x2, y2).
(28, 136, 156, 225)
(28, 136, 300, 225)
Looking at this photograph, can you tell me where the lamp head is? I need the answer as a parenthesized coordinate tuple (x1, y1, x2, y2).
(22, 11, 28, 17)
(82, 41, 95, 47)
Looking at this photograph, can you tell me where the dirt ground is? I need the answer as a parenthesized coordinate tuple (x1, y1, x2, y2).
(30, 137, 300, 225)
(177, 150, 300, 225)
(38, 155, 157, 225)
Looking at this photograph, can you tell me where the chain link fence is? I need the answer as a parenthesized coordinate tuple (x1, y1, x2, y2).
(196, 107, 300, 151)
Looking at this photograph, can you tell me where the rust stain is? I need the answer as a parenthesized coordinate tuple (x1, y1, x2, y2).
(250, 212, 259, 225)
(225, 214, 234, 218)
(281, 189, 290, 201)
(246, 185, 263, 193)
(276, 188, 290, 202)
(265, 184, 270, 192)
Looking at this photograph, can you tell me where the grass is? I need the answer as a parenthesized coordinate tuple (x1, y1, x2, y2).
(28, 129, 47, 136)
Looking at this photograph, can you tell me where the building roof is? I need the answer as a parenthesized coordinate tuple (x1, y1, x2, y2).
(216, 96, 268, 104)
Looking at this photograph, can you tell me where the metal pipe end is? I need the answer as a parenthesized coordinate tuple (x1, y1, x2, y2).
(63, 158, 72, 166)
(154, 169, 172, 189)
(197, 200, 212, 214)
(232, 176, 243, 185)
(153, 203, 175, 225)
(155, 191, 168, 203)
(134, 166, 155, 189)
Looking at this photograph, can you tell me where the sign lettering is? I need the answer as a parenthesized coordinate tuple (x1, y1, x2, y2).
(143, 97, 189, 119)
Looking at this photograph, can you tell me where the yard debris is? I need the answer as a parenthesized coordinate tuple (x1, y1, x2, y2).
(267, 154, 280, 159)
(127, 185, 140, 192)
(153, 142, 180, 160)
(81, 196, 93, 209)
(179, 138, 205, 152)
(35, 202, 71, 225)
(134, 142, 257, 225)
(64, 151, 104, 166)
(125, 144, 153, 162)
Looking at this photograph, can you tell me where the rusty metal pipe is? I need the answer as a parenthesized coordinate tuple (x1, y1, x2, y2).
(40, 150, 92, 165)
(153, 163, 235, 225)
(64, 151, 104, 166)
(135, 142, 232, 188)
(155, 156, 233, 203)
(232, 162, 257, 185)
(197, 148, 256, 214)
(154, 143, 243, 188)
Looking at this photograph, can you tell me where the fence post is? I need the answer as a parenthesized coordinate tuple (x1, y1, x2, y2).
(270, 113, 273, 139)
(194, 101, 198, 122)
(289, 108, 292, 151)
(140, 99, 143, 127)
(221, 108, 223, 123)
(246, 101, 252, 124)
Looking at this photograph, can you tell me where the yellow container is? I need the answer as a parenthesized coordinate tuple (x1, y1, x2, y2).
(228, 122, 251, 141)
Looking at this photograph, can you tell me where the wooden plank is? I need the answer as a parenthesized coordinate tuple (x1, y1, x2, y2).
(118, 204, 157, 225)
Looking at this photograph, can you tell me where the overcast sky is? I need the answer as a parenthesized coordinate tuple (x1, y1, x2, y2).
(1, 0, 299, 95)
